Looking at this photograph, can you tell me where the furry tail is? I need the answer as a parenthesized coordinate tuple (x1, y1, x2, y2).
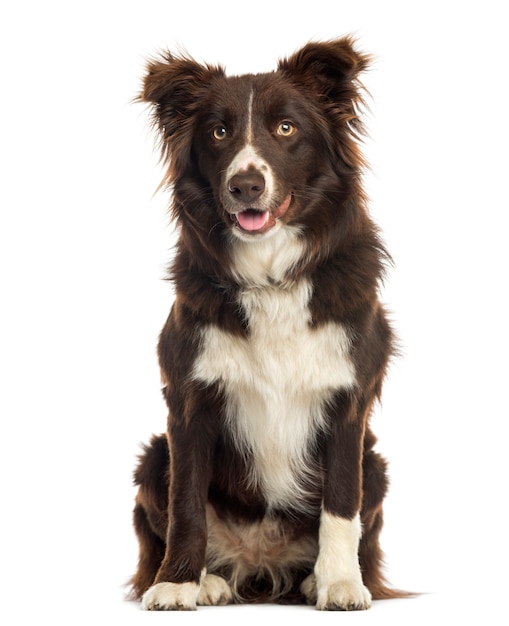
(360, 506, 416, 600)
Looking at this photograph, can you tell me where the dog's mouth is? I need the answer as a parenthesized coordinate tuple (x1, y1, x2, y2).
(233, 195, 292, 235)
(236, 209, 270, 232)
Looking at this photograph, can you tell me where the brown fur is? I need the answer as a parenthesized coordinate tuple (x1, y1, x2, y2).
(130, 37, 409, 607)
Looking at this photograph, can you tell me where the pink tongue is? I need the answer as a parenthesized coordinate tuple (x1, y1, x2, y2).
(237, 210, 269, 232)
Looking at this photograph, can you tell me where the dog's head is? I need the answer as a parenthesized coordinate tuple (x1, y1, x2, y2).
(141, 38, 370, 243)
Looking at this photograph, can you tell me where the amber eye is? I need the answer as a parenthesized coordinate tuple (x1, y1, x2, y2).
(277, 121, 296, 137)
(213, 126, 227, 141)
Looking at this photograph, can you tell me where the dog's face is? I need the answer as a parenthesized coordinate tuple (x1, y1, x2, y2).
(141, 39, 369, 243)
(193, 75, 328, 240)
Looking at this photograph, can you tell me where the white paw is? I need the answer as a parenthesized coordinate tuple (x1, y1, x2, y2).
(316, 578, 372, 611)
(141, 581, 199, 611)
(197, 574, 233, 606)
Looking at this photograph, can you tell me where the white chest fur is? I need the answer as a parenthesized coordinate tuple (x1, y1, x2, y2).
(192, 277, 356, 511)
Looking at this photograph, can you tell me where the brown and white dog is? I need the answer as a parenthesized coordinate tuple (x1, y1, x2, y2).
(131, 37, 403, 611)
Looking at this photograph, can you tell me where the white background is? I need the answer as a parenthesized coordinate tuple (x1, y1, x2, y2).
(1, 1, 508, 623)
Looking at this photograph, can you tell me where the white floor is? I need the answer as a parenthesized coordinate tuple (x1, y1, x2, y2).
(116, 591, 494, 625)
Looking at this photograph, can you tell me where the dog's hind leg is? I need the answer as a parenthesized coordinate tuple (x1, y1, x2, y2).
(129, 434, 169, 599)
(359, 429, 409, 599)
(130, 501, 166, 598)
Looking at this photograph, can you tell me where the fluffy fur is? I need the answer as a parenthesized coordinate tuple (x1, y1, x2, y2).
(130, 36, 406, 610)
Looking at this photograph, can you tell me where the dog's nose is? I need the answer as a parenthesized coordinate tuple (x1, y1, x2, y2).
(228, 172, 265, 203)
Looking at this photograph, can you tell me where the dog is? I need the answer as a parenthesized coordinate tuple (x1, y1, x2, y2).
(130, 36, 404, 611)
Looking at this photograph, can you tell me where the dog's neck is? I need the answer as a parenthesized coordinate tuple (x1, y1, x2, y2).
(229, 225, 306, 288)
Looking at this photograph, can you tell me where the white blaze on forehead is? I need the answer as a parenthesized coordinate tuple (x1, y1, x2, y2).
(224, 89, 277, 203)
(247, 90, 254, 143)
(226, 89, 258, 178)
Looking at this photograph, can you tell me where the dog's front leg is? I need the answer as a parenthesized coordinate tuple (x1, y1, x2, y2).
(309, 393, 372, 611)
(141, 412, 214, 611)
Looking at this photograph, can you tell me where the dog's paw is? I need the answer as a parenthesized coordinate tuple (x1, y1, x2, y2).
(300, 573, 317, 605)
(316, 578, 372, 611)
(141, 581, 199, 611)
(197, 574, 233, 606)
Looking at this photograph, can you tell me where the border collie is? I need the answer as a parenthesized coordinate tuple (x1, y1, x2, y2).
(130, 37, 403, 611)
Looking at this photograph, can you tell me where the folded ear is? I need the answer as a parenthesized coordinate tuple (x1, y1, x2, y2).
(278, 36, 369, 99)
(278, 37, 371, 170)
(140, 52, 225, 182)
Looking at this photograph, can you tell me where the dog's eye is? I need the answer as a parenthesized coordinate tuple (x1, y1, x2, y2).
(213, 126, 227, 141)
(277, 121, 296, 137)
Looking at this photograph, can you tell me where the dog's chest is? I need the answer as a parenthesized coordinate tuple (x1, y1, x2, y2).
(193, 276, 356, 510)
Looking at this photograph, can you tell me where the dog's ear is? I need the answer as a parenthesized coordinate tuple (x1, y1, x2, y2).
(278, 37, 369, 101)
(278, 37, 371, 166)
(140, 52, 225, 183)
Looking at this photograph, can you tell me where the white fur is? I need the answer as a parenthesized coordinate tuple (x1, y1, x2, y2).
(192, 232, 356, 510)
(205, 503, 317, 599)
(246, 90, 254, 143)
(141, 581, 200, 611)
(197, 573, 233, 606)
(314, 511, 371, 610)
(225, 143, 276, 206)
(229, 226, 305, 285)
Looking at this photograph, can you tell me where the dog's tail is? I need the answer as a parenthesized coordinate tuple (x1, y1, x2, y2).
(360, 506, 416, 600)
(370, 582, 416, 601)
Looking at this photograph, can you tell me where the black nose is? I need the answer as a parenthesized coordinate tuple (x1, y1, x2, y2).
(228, 171, 265, 203)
